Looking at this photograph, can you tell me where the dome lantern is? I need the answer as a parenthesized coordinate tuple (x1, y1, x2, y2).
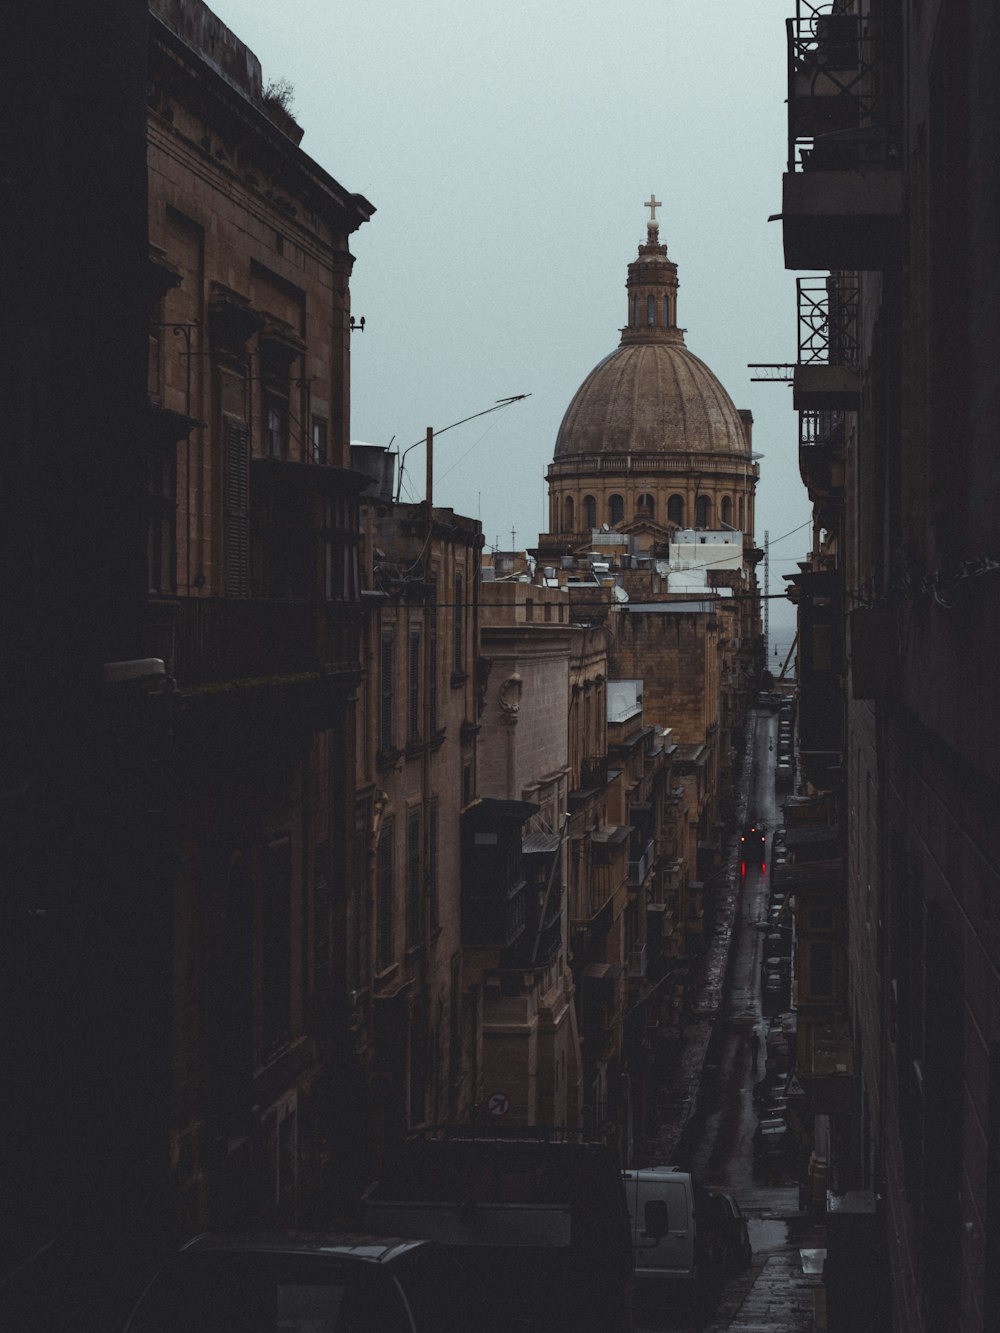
(622, 195, 683, 346)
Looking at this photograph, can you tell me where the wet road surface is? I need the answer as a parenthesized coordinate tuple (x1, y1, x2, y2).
(634, 704, 827, 1332)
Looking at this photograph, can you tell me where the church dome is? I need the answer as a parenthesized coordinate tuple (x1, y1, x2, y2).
(554, 203, 749, 461)
(554, 340, 750, 459)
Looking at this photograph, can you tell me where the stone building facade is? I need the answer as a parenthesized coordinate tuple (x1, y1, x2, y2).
(139, 0, 375, 1232)
(352, 477, 484, 1163)
(777, 2, 1000, 1329)
(4, 0, 376, 1315)
(475, 580, 582, 1128)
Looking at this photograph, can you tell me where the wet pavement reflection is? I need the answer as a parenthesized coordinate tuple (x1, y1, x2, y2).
(634, 704, 827, 1332)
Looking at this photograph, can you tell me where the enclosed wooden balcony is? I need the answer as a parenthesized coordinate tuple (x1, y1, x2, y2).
(145, 595, 361, 690)
(461, 798, 539, 952)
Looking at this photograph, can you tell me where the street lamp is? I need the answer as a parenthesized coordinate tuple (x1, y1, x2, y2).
(394, 394, 531, 504)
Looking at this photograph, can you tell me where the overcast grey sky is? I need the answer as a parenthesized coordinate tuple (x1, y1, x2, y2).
(212, 0, 806, 635)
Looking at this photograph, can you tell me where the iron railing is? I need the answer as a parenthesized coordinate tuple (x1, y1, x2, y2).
(787, 3, 891, 172)
(799, 409, 847, 452)
(797, 275, 859, 367)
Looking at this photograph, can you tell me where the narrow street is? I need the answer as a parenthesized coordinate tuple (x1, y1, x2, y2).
(635, 702, 827, 1333)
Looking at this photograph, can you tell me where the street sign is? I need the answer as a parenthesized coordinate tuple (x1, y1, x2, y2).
(487, 1092, 509, 1117)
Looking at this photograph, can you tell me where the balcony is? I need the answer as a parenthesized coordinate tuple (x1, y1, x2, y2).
(781, 4, 901, 270)
(628, 838, 656, 889)
(798, 410, 846, 505)
(792, 276, 860, 411)
(464, 877, 529, 952)
(145, 595, 361, 690)
(461, 797, 539, 953)
(580, 754, 608, 790)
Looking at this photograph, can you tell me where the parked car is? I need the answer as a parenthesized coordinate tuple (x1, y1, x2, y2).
(703, 1189, 752, 1275)
(765, 929, 791, 957)
(623, 1168, 723, 1317)
(363, 1130, 633, 1332)
(124, 1233, 462, 1333)
(754, 1119, 790, 1183)
(763, 971, 787, 1013)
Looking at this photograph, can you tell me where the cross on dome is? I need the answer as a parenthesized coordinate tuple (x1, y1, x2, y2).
(644, 194, 662, 224)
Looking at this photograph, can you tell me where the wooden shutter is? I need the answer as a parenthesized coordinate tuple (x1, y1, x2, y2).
(225, 419, 250, 597)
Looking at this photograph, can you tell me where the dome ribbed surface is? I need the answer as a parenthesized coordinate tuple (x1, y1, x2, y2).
(554, 342, 748, 459)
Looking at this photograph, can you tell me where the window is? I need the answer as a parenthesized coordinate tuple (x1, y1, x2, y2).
(380, 629, 395, 751)
(428, 805, 439, 930)
(609, 494, 624, 525)
(563, 495, 574, 531)
(525, 598, 534, 622)
(266, 394, 289, 459)
(631, 295, 639, 327)
(324, 496, 358, 603)
(225, 419, 250, 597)
(695, 494, 710, 527)
(262, 838, 293, 1058)
(408, 628, 421, 742)
(739, 495, 745, 529)
(147, 445, 177, 595)
(407, 810, 422, 944)
(721, 495, 733, 527)
(311, 416, 328, 465)
(584, 495, 596, 529)
(667, 494, 684, 525)
(663, 296, 671, 327)
(314, 840, 332, 1001)
(636, 493, 655, 520)
(428, 578, 438, 733)
(646, 294, 655, 326)
(453, 573, 464, 675)
(809, 942, 834, 998)
(377, 822, 394, 970)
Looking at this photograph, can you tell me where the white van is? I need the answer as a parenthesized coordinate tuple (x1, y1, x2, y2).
(623, 1168, 721, 1301)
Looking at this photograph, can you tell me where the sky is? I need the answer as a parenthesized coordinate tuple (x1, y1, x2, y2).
(211, 0, 808, 637)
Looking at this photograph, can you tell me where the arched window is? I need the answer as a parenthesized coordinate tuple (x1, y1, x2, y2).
(563, 495, 575, 532)
(609, 494, 624, 525)
(738, 495, 745, 530)
(721, 495, 733, 528)
(646, 295, 655, 326)
(695, 495, 710, 528)
(631, 296, 639, 327)
(663, 296, 671, 327)
(584, 495, 597, 529)
(636, 493, 655, 519)
(667, 494, 684, 525)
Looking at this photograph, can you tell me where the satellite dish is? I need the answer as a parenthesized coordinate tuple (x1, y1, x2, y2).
(612, 585, 629, 603)
(601, 523, 610, 531)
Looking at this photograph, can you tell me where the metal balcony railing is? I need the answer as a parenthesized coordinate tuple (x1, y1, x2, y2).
(798, 275, 859, 367)
(799, 409, 846, 452)
(787, 3, 891, 172)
